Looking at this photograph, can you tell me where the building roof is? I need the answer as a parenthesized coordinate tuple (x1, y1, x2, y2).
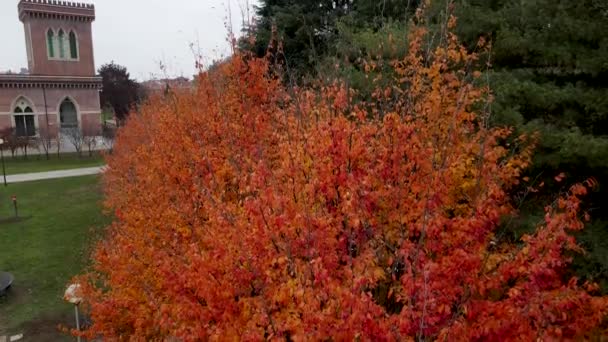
(18, 0, 95, 22)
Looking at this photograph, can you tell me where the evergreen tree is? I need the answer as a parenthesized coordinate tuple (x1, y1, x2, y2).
(244, 0, 352, 79)
(452, 0, 608, 290)
(350, 0, 421, 28)
(243, 0, 419, 80)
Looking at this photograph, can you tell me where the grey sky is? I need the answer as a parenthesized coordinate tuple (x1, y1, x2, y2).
(0, 0, 254, 80)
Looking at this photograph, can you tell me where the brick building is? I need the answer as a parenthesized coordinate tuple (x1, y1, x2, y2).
(0, 0, 101, 139)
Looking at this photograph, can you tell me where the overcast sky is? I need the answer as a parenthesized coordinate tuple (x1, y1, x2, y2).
(0, 0, 254, 80)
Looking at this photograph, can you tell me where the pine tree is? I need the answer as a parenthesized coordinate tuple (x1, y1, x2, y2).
(244, 0, 351, 78)
(243, 0, 419, 81)
(453, 0, 608, 290)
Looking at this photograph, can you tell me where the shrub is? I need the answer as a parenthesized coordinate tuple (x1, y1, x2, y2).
(74, 15, 608, 341)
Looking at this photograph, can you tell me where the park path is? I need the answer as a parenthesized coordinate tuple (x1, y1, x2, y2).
(5, 166, 106, 184)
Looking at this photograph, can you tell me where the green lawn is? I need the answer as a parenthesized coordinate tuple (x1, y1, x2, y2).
(2, 153, 105, 175)
(0, 176, 108, 340)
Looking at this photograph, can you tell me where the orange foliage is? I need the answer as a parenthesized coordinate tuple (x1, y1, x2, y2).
(74, 15, 608, 341)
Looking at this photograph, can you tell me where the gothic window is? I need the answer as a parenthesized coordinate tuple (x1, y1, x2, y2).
(60, 98, 78, 128)
(14, 115, 36, 137)
(13, 98, 36, 137)
(69, 31, 78, 59)
(58, 29, 66, 59)
(47, 29, 55, 58)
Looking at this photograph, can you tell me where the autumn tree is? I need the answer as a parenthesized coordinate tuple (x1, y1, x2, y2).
(74, 11, 608, 341)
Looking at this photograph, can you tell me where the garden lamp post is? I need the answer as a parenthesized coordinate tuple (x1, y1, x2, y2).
(64, 283, 83, 342)
(0, 138, 6, 186)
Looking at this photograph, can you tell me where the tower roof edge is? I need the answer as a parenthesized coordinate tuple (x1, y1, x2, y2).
(18, 0, 96, 21)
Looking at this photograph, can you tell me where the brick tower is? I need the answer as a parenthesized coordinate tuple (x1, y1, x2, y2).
(0, 0, 102, 140)
(19, 0, 97, 77)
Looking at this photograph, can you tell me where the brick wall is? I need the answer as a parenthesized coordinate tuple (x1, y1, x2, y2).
(0, 88, 101, 137)
(23, 18, 95, 76)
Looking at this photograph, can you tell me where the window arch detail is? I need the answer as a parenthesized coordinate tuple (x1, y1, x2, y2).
(58, 29, 66, 59)
(12, 97, 36, 137)
(13, 97, 35, 113)
(47, 29, 55, 58)
(59, 98, 78, 129)
(69, 31, 78, 59)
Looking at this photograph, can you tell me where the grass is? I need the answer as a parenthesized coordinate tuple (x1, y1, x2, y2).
(2, 152, 105, 176)
(0, 175, 108, 340)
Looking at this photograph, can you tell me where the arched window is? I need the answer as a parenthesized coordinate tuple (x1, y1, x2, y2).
(13, 97, 36, 137)
(60, 98, 78, 128)
(69, 31, 78, 59)
(58, 29, 66, 59)
(13, 98, 34, 113)
(47, 29, 55, 58)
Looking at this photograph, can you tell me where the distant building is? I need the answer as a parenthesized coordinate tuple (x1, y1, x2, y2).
(141, 77, 192, 94)
(0, 0, 101, 138)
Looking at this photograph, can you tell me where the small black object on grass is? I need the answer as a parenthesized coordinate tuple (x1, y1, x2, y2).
(0, 271, 14, 296)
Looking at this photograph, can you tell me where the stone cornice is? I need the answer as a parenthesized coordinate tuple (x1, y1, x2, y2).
(0, 74, 102, 89)
(19, 0, 95, 22)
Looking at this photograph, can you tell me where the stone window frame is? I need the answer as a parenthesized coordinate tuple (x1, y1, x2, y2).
(55, 96, 82, 130)
(11, 95, 38, 114)
(57, 29, 66, 59)
(46, 26, 80, 62)
(46, 28, 56, 59)
(68, 30, 79, 60)
(10, 95, 39, 137)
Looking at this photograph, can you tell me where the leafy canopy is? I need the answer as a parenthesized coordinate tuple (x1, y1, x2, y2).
(98, 62, 145, 122)
(75, 13, 608, 341)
